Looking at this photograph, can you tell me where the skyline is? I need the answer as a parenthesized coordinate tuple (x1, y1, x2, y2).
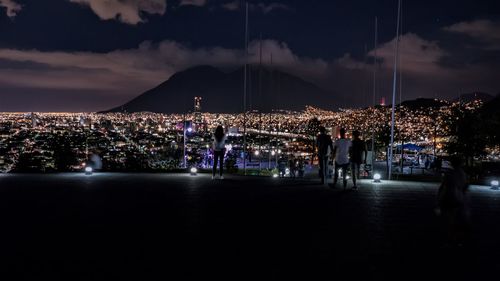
(1, 0, 500, 112)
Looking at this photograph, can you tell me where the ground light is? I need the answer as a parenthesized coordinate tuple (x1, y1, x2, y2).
(272, 173, 279, 178)
(374, 173, 382, 183)
(85, 166, 93, 175)
(190, 167, 198, 176)
(492, 180, 499, 190)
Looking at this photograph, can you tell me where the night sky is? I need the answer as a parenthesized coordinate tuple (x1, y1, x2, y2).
(1, 0, 499, 112)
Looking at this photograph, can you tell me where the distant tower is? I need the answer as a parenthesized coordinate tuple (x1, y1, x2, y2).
(194, 97, 202, 112)
(194, 97, 202, 125)
(380, 97, 386, 106)
(31, 112, 37, 128)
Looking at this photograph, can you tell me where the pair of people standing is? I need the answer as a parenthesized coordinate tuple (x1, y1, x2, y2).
(316, 127, 367, 189)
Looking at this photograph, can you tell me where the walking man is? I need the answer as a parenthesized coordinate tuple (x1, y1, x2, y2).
(351, 130, 367, 189)
(331, 128, 352, 189)
(316, 126, 333, 185)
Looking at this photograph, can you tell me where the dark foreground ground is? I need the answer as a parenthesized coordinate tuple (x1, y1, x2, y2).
(0, 173, 499, 280)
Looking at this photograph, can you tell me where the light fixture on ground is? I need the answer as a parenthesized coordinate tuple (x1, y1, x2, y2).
(85, 166, 93, 175)
(492, 180, 499, 190)
(190, 167, 198, 176)
(373, 173, 381, 183)
(272, 173, 279, 178)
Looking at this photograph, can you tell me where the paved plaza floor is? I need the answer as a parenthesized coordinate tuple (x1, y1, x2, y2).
(0, 173, 499, 280)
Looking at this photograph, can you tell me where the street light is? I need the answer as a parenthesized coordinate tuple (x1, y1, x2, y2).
(85, 166, 93, 176)
(190, 167, 198, 176)
(492, 180, 499, 190)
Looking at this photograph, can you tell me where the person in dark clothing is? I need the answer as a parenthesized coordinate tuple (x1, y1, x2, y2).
(289, 156, 297, 179)
(278, 156, 287, 178)
(212, 125, 227, 179)
(331, 128, 352, 189)
(350, 130, 367, 189)
(316, 126, 333, 185)
(437, 156, 469, 246)
(297, 157, 305, 178)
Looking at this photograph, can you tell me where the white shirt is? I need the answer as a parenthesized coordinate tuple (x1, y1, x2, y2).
(213, 135, 227, 151)
(334, 138, 352, 165)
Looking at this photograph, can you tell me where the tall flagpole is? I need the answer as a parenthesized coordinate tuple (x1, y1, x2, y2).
(388, 0, 402, 180)
(243, 2, 248, 175)
(258, 34, 263, 173)
(371, 16, 378, 169)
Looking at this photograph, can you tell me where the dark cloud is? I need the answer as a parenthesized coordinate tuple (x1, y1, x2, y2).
(1, 26, 499, 111)
(443, 19, 500, 50)
(0, 0, 21, 18)
(179, 0, 207, 6)
(221, 1, 290, 13)
(68, 0, 167, 25)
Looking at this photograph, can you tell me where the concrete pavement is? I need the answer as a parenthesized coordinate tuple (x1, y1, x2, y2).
(0, 173, 498, 280)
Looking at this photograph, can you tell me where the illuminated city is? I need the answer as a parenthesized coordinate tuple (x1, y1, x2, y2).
(1, 97, 496, 174)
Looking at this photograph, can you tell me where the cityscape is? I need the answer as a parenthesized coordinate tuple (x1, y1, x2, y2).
(0, 96, 495, 175)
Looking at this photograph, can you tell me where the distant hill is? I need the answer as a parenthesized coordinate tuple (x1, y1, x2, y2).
(480, 93, 500, 116)
(105, 65, 339, 113)
(399, 98, 450, 109)
(456, 92, 494, 103)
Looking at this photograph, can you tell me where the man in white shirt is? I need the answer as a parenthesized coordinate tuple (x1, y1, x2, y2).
(330, 128, 352, 189)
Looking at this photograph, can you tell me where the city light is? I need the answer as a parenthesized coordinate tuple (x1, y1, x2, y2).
(254, 150, 260, 156)
(272, 173, 279, 178)
(271, 150, 276, 156)
(187, 127, 193, 133)
(374, 173, 382, 183)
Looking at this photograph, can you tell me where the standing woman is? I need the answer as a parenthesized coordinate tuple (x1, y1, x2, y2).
(212, 125, 227, 179)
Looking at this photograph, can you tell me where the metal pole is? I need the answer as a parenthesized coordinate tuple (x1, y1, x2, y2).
(268, 53, 273, 170)
(183, 113, 187, 169)
(258, 34, 263, 173)
(399, 2, 404, 175)
(371, 17, 378, 170)
(243, 2, 248, 175)
(389, 0, 402, 180)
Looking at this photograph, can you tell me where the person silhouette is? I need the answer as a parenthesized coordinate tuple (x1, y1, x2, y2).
(331, 128, 352, 189)
(350, 130, 367, 189)
(212, 125, 227, 179)
(316, 126, 333, 185)
(437, 156, 469, 246)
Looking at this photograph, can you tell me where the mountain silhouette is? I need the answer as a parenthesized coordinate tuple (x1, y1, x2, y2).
(456, 92, 494, 103)
(105, 65, 338, 113)
(399, 98, 450, 109)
